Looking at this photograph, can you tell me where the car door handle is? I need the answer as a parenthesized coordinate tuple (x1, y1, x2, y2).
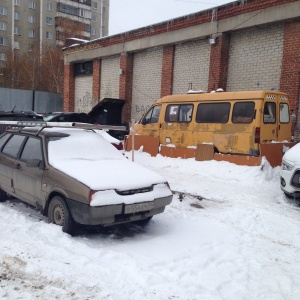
(15, 163, 21, 169)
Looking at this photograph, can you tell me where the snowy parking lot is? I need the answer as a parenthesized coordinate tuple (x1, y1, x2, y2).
(1, 151, 300, 300)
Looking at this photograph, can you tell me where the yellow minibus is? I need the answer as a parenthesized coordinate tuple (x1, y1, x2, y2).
(133, 90, 292, 157)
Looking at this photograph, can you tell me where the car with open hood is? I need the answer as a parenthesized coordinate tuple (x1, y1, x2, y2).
(0, 125, 172, 234)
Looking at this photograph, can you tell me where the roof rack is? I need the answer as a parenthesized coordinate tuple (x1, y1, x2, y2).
(0, 121, 127, 132)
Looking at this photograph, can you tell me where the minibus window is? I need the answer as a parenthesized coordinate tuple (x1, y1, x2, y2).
(232, 102, 255, 124)
(141, 105, 161, 124)
(196, 103, 230, 123)
(263, 102, 276, 123)
(165, 104, 193, 123)
(280, 103, 290, 123)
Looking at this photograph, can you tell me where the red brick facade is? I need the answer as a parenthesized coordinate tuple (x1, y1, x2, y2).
(119, 53, 133, 123)
(161, 45, 175, 97)
(64, 0, 300, 135)
(63, 64, 75, 111)
(92, 59, 101, 103)
(208, 33, 231, 91)
(280, 20, 300, 137)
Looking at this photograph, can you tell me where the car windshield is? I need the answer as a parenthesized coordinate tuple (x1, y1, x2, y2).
(47, 129, 123, 162)
(43, 114, 58, 122)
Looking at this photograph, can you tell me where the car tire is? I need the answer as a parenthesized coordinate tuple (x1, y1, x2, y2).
(0, 188, 6, 202)
(133, 216, 153, 226)
(48, 196, 75, 234)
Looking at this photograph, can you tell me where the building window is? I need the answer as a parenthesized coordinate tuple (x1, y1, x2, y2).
(102, 6, 106, 14)
(46, 17, 53, 25)
(74, 61, 93, 76)
(28, 44, 34, 51)
(28, 30, 35, 38)
(0, 53, 7, 61)
(46, 2, 53, 11)
(29, 1, 35, 9)
(15, 0, 21, 5)
(0, 22, 7, 31)
(92, 15, 97, 22)
(28, 16, 35, 23)
(84, 24, 91, 32)
(0, 37, 8, 46)
(14, 27, 20, 35)
(46, 32, 53, 39)
(13, 42, 19, 49)
(0, 67, 3, 75)
(91, 28, 96, 36)
(14, 12, 20, 20)
(92, 2, 97, 9)
(0, 7, 8, 16)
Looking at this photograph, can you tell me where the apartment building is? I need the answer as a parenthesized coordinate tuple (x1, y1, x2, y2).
(0, 0, 109, 73)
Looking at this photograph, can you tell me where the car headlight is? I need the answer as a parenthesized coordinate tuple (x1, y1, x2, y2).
(282, 160, 294, 171)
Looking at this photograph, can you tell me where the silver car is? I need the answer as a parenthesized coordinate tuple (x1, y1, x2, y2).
(0, 126, 172, 234)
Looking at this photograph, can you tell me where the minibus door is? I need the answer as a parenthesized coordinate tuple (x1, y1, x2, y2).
(261, 100, 277, 142)
(160, 104, 194, 148)
(277, 98, 292, 141)
(137, 105, 162, 138)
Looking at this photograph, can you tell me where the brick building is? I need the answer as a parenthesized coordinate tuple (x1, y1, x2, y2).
(63, 0, 300, 139)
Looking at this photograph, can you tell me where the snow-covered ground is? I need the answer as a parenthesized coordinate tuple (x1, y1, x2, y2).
(1, 151, 300, 300)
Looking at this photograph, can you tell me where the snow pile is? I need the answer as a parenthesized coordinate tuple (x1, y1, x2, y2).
(1, 151, 300, 299)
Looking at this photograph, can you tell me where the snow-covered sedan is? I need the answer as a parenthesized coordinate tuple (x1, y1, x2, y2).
(0, 126, 172, 234)
(280, 143, 300, 198)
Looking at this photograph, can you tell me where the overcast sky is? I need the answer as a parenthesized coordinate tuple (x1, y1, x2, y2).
(109, 0, 234, 35)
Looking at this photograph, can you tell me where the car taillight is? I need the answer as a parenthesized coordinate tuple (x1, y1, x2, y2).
(255, 127, 260, 144)
(89, 190, 95, 203)
(113, 142, 123, 150)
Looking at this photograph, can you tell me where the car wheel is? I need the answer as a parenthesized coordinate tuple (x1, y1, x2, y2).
(0, 188, 6, 202)
(48, 196, 75, 234)
(133, 216, 153, 226)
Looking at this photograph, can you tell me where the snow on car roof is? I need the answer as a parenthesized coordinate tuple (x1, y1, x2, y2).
(47, 128, 166, 191)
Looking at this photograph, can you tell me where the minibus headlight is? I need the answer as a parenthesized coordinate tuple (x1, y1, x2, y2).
(282, 160, 294, 171)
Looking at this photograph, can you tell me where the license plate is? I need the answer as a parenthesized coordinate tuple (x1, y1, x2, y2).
(124, 202, 154, 214)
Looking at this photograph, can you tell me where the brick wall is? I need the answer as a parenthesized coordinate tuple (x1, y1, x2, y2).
(92, 59, 101, 103)
(131, 47, 163, 121)
(63, 0, 300, 138)
(100, 55, 120, 101)
(280, 20, 300, 140)
(227, 24, 284, 91)
(208, 33, 231, 91)
(161, 45, 175, 97)
(74, 76, 93, 112)
(119, 53, 133, 123)
(173, 40, 210, 94)
(64, 0, 298, 54)
(63, 64, 75, 111)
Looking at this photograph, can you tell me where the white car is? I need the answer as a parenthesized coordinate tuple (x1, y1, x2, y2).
(280, 143, 300, 198)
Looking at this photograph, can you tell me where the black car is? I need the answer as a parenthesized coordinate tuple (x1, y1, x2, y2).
(0, 111, 44, 134)
(43, 112, 124, 150)
(43, 112, 97, 124)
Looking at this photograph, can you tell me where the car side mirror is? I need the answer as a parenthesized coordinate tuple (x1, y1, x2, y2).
(141, 118, 147, 125)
